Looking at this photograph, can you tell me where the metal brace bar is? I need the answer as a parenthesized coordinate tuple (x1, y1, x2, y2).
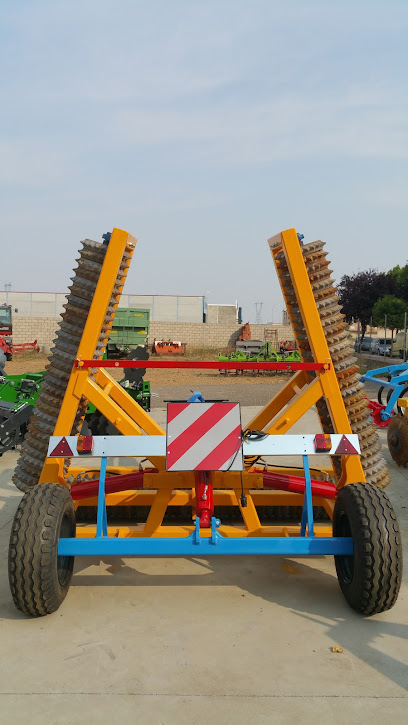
(300, 455, 314, 537)
(96, 456, 108, 538)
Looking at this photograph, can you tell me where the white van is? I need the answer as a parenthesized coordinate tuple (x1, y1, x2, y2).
(391, 331, 408, 359)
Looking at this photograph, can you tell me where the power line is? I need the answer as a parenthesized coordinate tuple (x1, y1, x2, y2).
(254, 301, 263, 324)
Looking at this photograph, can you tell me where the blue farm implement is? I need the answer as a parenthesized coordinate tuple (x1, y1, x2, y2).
(7, 227, 402, 617)
(362, 363, 408, 467)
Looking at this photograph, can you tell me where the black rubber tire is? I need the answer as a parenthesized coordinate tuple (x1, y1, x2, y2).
(333, 483, 402, 615)
(8, 483, 76, 616)
(386, 385, 408, 416)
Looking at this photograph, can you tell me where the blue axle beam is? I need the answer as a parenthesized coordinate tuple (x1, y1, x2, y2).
(58, 535, 353, 557)
(62, 452, 353, 559)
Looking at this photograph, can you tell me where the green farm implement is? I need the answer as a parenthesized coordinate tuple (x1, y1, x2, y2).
(0, 373, 43, 455)
(0, 359, 151, 455)
(217, 342, 301, 365)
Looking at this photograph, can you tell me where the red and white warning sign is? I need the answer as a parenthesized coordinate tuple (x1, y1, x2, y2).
(334, 434, 359, 455)
(166, 402, 243, 472)
(48, 436, 74, 457)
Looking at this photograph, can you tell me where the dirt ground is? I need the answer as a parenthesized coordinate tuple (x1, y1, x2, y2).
(5, 352, 290, 387)
(6, 352, 384, 412)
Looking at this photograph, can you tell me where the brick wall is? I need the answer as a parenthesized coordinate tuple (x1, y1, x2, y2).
(150, 322, 294, 349)
(13, 317, 295, 352)
(13, 316, 58, 348)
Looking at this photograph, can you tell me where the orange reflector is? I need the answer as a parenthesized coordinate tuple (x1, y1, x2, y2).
(334, 435, 359, 455)
(49, 437, 74, 457)
(314, 434, 332, 452)
(76, 435, 93, 454)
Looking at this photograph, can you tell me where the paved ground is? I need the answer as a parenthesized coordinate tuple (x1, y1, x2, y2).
(151, 379, 382, 408)
(151, 382, 287, 408)
(0, 404, 407, 724)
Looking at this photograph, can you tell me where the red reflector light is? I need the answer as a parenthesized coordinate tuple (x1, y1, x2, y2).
(314, 434, 332, 452)
(77, 435, 93, 454)
(334, 435, 359, 455)
(49, 436, 74, 457)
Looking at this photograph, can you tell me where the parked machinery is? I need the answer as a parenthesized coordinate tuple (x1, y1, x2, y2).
(0, 348, 6, 376)
(218, 341, 301, 365)
(107, 307, 149, 358)
(0, 303, 39, 358)
(0, 372, 43, 455)
(0, 355, 151, 455)
(362, 363, 408, 467)
(0, 304, 13, 360)
(7, 227, 402, 617)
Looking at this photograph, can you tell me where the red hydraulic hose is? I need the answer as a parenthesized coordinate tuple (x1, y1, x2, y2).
(71, 470, 146, 500)
(258, 469, 336, 498)
(70, 468, 336, 502)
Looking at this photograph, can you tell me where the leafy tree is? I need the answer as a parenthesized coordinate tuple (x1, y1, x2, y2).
(372, 295, 408, 336)
(389, 264, 408, 302)
(338, 270, 390, 338)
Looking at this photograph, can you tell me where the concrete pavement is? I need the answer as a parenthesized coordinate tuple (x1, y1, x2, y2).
(0, 407, 407, 724)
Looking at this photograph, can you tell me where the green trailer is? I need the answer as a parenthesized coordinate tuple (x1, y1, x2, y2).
(107, 308, 150, 358)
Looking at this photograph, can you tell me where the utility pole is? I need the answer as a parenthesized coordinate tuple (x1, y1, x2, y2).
(254, 302, 263, 325)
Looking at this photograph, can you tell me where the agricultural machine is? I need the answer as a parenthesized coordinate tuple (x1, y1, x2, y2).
(362, 363, 408, 467)
(153, 339, 187, 355)
(107, 307, 149, 358)
(0, 354, 151, 456)
(0, 303, 39, 358)
(0, 304, 13, 360)
(7, 228, 402, 617)
(0, 372, 43, 455)
(217, 341, 301, 365)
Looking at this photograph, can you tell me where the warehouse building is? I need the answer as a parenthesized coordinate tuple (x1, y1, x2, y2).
(0, 291, 291, 351)
(0, 291, 208, 323)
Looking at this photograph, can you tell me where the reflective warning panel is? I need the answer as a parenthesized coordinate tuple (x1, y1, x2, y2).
(334, 434, 359, 455)
(48, 437, 74, 457)
(166, 402, 243, 472)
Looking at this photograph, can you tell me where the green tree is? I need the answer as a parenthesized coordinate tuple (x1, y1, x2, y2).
(389, 264, 408, 302)
(372, 295, 408, 336)
(338, 270, 390, 338)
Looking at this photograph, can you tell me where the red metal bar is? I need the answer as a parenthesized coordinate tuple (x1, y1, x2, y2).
(260, 469, 336, 498)
(71, 471, 146, 500)
(75, 359, 328, 371)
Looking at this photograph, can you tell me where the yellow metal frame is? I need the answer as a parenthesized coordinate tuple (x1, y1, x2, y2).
(40, 227, 364, 540)
(248, 229, 366, 487)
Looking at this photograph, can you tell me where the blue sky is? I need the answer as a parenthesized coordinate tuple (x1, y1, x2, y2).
(1, 0, 407, 322)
